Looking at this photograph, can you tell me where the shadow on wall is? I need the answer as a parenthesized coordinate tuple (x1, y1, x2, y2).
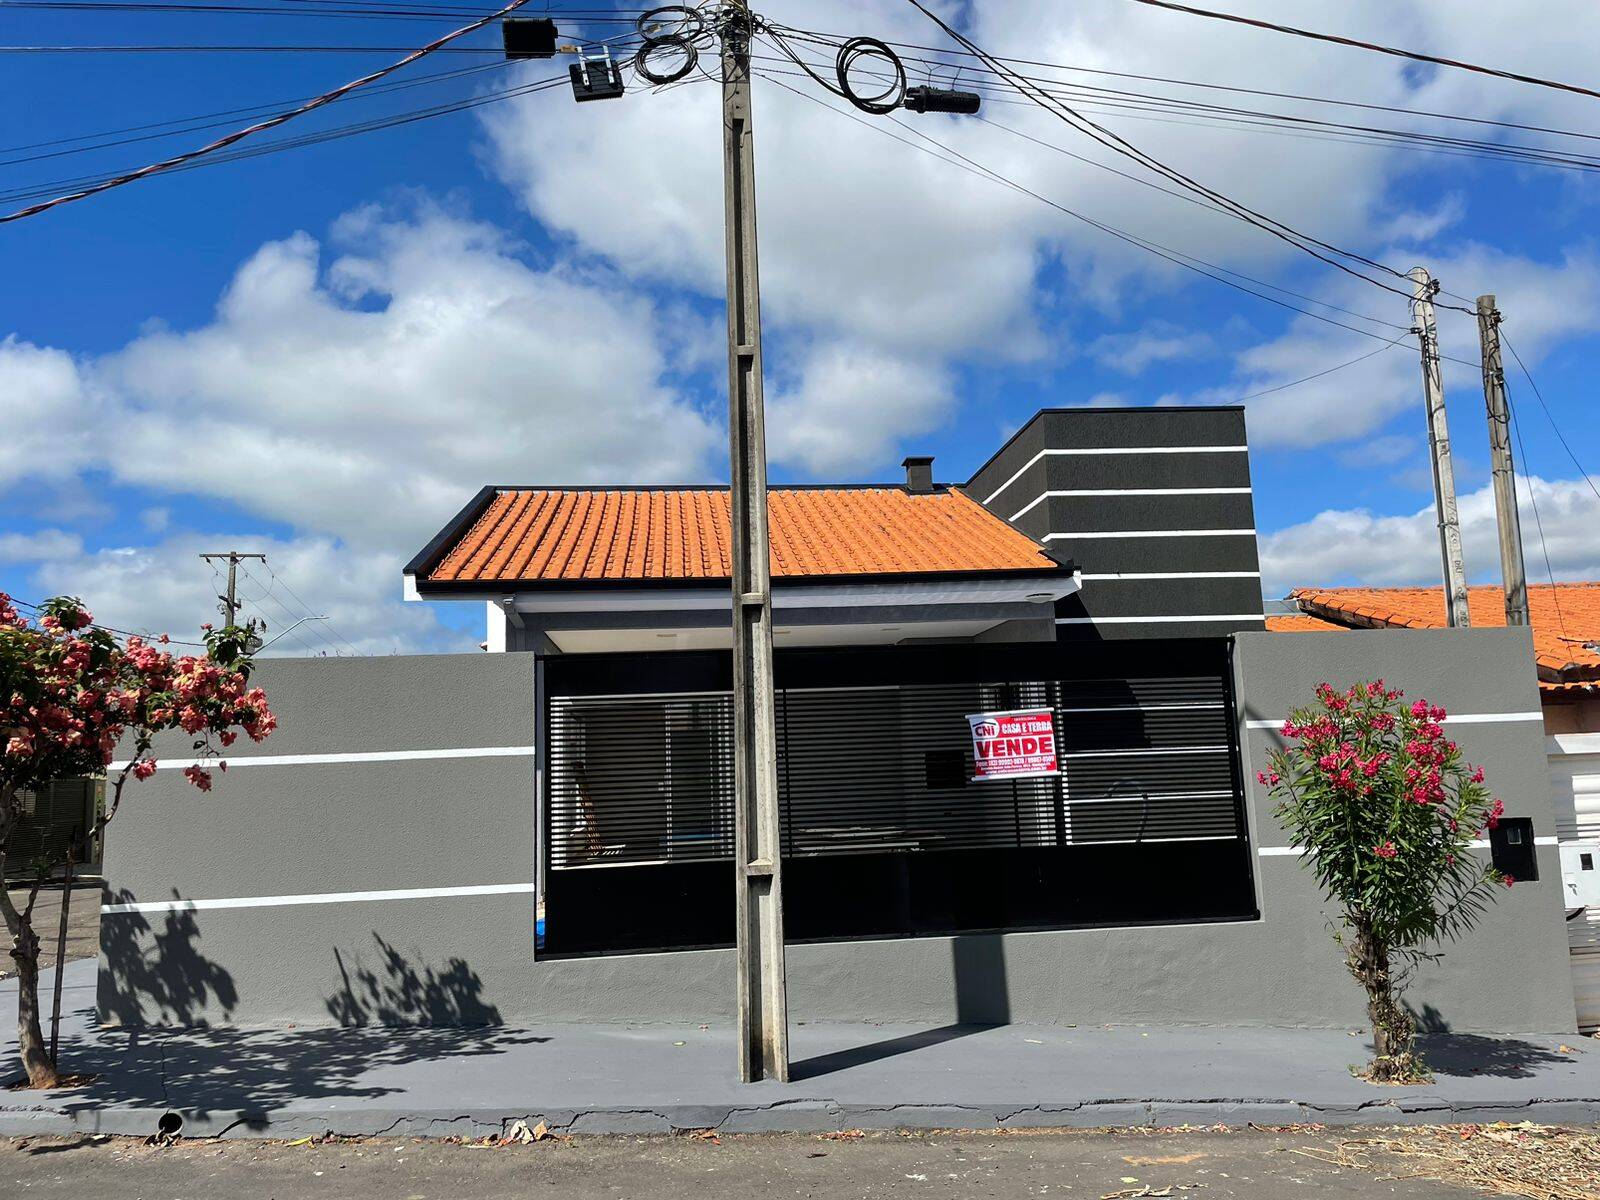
(1408, 1003, 1575, 1079)
(71, 905, 545, 1127)
(327, 933, 503, 1026)
(99, 889, 239, 1027)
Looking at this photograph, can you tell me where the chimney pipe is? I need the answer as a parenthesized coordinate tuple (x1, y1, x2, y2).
(902, 455, 935, 494)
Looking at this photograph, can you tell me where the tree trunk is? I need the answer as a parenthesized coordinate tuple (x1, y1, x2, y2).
(8, 915, 58, 1089)
(1346, 918, 1419, 1082)
(0, 788, 60, 1089)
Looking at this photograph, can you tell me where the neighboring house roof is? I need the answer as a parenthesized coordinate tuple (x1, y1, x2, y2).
(414, 486, 1066, 587)
(1264, 614, 1347, 632)
(1285, 584, 1600, 689)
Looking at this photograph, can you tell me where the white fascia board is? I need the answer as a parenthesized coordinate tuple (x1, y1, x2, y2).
(402, 573, 423, 602)
(488, 573, 1080, 617)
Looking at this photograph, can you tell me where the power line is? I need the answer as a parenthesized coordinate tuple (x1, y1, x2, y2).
(756, 40, 1600, 177)
(759, 71, 1413, 347)
(1225, 334, 1412, 403)
(0, 58, 511, 166)
(260, 561, 363, 656)
(0, 63, 637, 204)
(0, 0, 541, 222)
(1503, 388, 1571, 638)
(1120, 0, 1600, 105)
(6, 596, 210, 647)
(781, 25, 1600, 152)
(888, 4, 1466, 314)
(1499, 327, 1600, 503)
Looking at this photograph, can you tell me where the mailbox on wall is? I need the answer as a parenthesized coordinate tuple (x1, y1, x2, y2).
(1490, 817, 1539, 882)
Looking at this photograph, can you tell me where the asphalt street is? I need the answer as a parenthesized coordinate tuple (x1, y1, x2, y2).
(0, 1128, 1496, 1199)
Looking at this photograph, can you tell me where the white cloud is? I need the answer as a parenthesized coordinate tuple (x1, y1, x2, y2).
(1258, 473, 1600, 595)
(1090, 324, 1214, 374)
(0, 337, 94, 490)
(19, 203, 721, 549)
(1201, 243, 1600, 449)
(767, 341, 953, 474)
(0, 529, 83, 563)
(27, 531, 466, 657)
(483, 0, 1600, 459)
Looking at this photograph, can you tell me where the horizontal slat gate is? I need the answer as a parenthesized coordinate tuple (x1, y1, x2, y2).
(548, 674, 1244, 871)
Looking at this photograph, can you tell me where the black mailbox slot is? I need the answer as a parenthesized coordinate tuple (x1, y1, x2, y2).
(1489, 817, 1538, 882)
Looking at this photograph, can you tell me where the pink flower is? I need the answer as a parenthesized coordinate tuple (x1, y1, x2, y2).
(1502, 874, 1516, 888)
(182, 764, 213, 792)
(1372, 841, 1398, 859)
(132, 759, 157, 781)
(1486, 797, 1505, 831)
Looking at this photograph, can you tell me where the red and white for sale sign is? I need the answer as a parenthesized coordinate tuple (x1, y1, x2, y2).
(967, 708, 1060, 782)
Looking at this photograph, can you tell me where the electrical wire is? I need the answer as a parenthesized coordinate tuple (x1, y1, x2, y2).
(1503, 387, 1572, 640)
(0, 0, 541, 223)
(780, 25, 1600, 152)
(259, 562, 363, 656)
(757, 70, 1414, 348)
(1499, 328, 1600, 504)
(1225, 334, 1412, 403)
(1120, 0, 1600, 105)
(758, 35, 1600, 176)
(890, 4, 1470, 314)
(0, 58, 514, 166)
(6, 596, 210, 647)
(0, 56, 648, 204)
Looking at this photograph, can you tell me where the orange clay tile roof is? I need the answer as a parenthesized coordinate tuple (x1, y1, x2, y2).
(1264, 614, 1347, 632)
(428, 487, 1063, 584)
(1289, 584, 1600, 685)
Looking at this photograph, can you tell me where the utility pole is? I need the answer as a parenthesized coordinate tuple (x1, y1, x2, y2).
(198, 551, 267, 628)
(719, 0, 789, 1084)
(1476, 295, 1531, 627)
(1409, 267, 1472, 628)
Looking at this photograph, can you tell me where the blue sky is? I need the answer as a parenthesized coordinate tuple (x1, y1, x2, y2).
(2, 0, 1598, 654)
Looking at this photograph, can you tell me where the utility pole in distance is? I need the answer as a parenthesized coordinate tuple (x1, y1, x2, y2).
(1409, 267, 1471, 628)
(199, 551, 266, 628)
(1476, 295, 1531, 627)
(718, 0, 789, 1085)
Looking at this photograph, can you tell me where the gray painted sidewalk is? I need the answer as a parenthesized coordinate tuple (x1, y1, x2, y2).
(4, 961, 1599, 1139)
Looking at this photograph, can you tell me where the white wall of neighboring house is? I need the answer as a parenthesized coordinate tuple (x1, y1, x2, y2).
(1550, 731, 1600, 1031)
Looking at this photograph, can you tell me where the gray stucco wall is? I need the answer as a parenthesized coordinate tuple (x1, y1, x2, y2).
(100, 632, 1578, 1033)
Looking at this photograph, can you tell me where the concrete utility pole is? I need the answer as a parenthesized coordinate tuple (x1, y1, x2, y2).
(198, 551, 266, 628)
(1476, 295, 1531, 627)
(1408, 267, 1472, 628)
(718, 0, 789, 1084)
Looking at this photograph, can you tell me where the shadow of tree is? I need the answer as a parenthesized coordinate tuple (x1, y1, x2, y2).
(98, 890, 238, 1027)
(39, 900, 547, 1130)
(327, 934, 502, 1026)
(1409, 1003, 1575, 1079)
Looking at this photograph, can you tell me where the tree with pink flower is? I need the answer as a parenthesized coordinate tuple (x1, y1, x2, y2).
(1258, 680, 1508, 1083)
(0, 593, 274, 1088)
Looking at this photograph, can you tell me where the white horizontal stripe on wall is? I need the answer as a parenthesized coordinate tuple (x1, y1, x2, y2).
(982, 445, 1249, 505)
(1259, 837, 1557, 857)
(102, 882, 537, 915)
(1056, 615, 1267, 625)
(108, 745, 537, 771)
(1011, 487, 1252, 522)
(1075, 579, 1260, 588)
(1243, 712, 1542, 730)
(1043, 529, 1257, 540)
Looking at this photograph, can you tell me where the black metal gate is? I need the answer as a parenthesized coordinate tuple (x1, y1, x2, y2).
(542, 640, 1256, 955)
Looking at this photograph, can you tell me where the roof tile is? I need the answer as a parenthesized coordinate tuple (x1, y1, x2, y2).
(1289, 584, 1600, 682)
(429, 487, 1061, 584)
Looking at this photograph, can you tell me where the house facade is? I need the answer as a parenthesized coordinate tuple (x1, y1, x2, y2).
(96, 407, 1579, 1034)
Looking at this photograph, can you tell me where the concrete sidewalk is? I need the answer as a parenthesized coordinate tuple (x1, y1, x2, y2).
(3, 961, 1599, 1139)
